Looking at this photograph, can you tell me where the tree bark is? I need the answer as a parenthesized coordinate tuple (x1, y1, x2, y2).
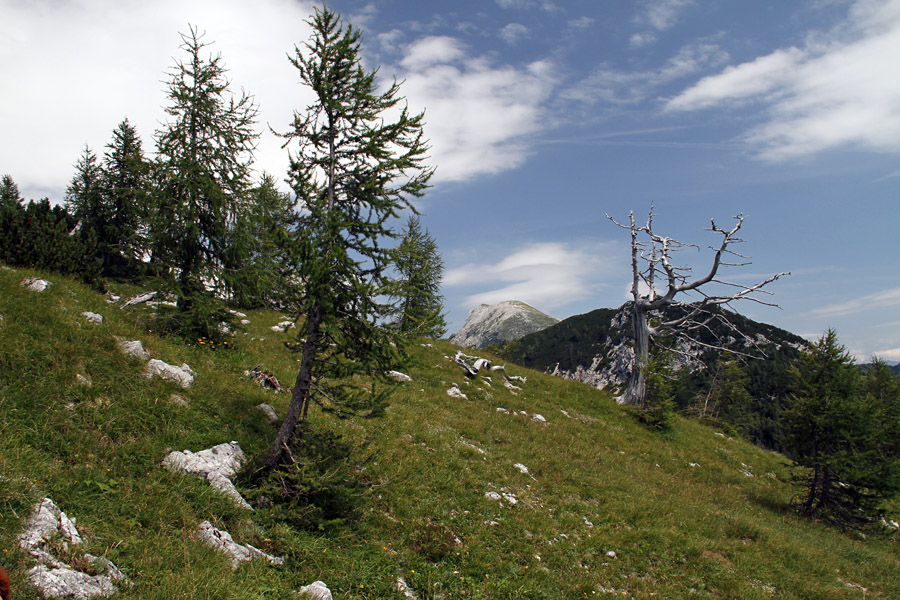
(258, 303, 323, 472)
(620, 301, 649, 407)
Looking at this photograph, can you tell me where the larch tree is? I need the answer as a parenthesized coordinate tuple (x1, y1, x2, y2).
(0, 174, 21, 209)
(153, 25, 258, 307)
(391, 214, 447, 338)
(609, 206, 787, 408)
(258, 5, 433, 473)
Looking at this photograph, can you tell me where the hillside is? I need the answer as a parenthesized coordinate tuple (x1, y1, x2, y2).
(449, 301, 559, 349)
(2, 267, 900, 599)
(500, 304, 808, 450)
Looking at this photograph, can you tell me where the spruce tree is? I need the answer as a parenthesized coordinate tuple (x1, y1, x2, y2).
(102, 118, 151, 276)
(258, 5, 433, 472)
(0, 174, 21, 209)
(782, 330, 900, 527)
(391, 214, 447, 338)
(154, 25, 258, 311)
(221, 173, 297, 308)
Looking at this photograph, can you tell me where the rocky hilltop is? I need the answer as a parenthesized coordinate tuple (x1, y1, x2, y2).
(449, 300, 559, 348)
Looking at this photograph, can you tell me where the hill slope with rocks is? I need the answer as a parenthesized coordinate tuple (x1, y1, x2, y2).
(449, 300, 559, 348)
(2, 267, 899, 599)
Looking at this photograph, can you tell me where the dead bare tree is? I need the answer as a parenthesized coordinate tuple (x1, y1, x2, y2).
(608, 206, 788, 408)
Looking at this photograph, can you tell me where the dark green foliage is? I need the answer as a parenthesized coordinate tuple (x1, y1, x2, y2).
(0, 196, 100, 281)
(149, 291, 234, 345)
(782, 330, 900, 528)
(247, 425, 365, 530)
(694, 359, 757, 438)
(153, 25, 258, 302)
(100, 118, 152, 277)
(259, 5, 433, 471)
(635, 356, 675, 431)
(221, 173, 297, 309)
(0, 174, 21, 209)
(390, 215, 447, 338)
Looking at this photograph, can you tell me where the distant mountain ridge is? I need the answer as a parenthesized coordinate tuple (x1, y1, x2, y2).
(449, 300, 559, 349)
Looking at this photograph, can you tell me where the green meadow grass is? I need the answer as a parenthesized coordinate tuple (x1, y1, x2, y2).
(1, 266, 899, 599)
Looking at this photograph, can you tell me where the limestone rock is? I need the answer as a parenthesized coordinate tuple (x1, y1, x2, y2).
(162, 442, 252, 510)
(81, 312, 103, 324)
(117, 340, 149, 360)
(27, 565, 117, 599)
(257, 403, 278, 423)
(19, 498, 126, 598)
(298, 580, 333, 600)
(196, 521, 284, 568)
(396, 576, 418, 599)
(119, 291, 157, 309)
(447, 385, 468, 400)
(21, 277, 51, 292)
(387, 370, 412, 382)
(145, 359, 194, 389)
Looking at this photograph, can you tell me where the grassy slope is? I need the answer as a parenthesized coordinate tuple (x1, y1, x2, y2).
(1, 267, 899, 599)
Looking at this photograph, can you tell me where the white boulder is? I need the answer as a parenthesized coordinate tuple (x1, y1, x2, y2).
(196, 521, 284, 568)
(298, 581, 333, 600)
(81, 312, 103, 324)
(145, 359, 194, 389)
(117, 340, 149, 360)
(27, 565, 117, 599)
(21, 277, 51, 292)
(162, 442, 252, 510)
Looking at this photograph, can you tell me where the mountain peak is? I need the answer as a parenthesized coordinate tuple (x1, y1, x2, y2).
(449, 300, 559, 348)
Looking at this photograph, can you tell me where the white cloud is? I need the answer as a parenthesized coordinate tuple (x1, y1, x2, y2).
(630, 32, 658, 47)
(399, 36, 467, 70)
(872, 347, 900, 362)
(499, 23, 529, 45)
(396, 44, 557, 182)
(563, 42, 729, 106)
(667, 0, 900, 160)
(635, 0, 696, 31)
(0, 0, 315, 200)
(810, 286, 900, 318)
(569, 16, 595, 30)
(445, 242, 612, 310)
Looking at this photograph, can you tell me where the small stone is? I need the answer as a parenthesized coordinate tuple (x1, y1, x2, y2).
(169, 393, 190, 407)
(484, 491, 502, 502)
(298, 580, 333, 600)
(387, 370, 412, 382)
(447, 385, 468, 400)
(258, 403, 278, 423)
(145, 359, 194, 388)
(117, 340, 149, 360)
(20, 277, 51, 292)
(513, 463, 529, 475)
(606, 550, 617, 558)
(75, 374, 92, 387)
(81, 311, 103, 324)
(531, 414, 547, 424)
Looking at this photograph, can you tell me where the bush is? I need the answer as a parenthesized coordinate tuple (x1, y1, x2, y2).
(247, 425, 367, 530)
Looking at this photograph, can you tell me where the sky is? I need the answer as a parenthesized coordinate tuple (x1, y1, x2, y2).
(2, 0, 899, 361)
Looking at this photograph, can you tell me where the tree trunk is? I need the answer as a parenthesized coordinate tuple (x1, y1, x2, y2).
(258, 303, 323, 472)
(620, 301, 650, 407)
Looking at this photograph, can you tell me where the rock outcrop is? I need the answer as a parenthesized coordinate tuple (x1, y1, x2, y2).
(161, 442, 252, 510)
(196, 521, 284, 568)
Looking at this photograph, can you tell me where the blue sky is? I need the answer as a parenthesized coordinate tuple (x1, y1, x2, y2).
(2, 0, 899, 360)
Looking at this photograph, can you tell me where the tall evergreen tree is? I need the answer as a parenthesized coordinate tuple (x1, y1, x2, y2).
(221, 173, 297, 308)
(65, 145, 105, 229)
(391, 214, 447, 338)
(0, 174, 21, 209)
(258, 5, 433, 472)
(102, 118, 151, 276)
(782, 330, 900, 527)
(153, 25, 258, 305)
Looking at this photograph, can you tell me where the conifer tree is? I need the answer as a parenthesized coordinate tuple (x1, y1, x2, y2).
(391, 214, 447, 338)
(154, 25, 258, 308)
(0, 174, 21, 209)
(221, 173, 297, 308)
(782, 330, 900, 527)
(102, 118, 151, 276)
(259, 5, 433, 472)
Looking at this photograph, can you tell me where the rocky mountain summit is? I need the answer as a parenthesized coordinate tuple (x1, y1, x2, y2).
(449, 301, 559, 349)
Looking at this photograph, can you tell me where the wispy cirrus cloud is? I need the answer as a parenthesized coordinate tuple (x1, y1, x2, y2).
(562, 42, 729, 106)
(810, 286, 900, 318)
(667, 0, 900, 160)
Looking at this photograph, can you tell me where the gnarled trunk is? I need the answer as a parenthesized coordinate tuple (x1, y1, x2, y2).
(620, 301, 649, 407)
